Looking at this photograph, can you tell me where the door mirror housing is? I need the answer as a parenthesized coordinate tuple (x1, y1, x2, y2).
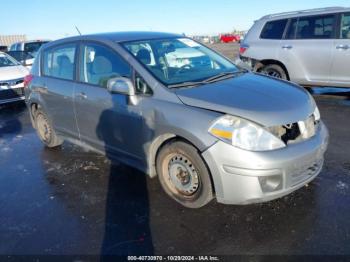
(107, 77, 135, 96)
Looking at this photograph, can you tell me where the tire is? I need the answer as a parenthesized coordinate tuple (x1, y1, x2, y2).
(156, 140, 214, 208)
(261, 64, 288, 80)
(34, 108, 63, 148)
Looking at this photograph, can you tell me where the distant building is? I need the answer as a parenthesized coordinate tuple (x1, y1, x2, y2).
(0, 35, 27, 47)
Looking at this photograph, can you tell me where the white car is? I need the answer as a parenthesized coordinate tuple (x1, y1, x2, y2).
(0, 52, 29, 104)
(165, 47, 209, 68)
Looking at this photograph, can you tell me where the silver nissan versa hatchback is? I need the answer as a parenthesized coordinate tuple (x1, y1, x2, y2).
(25, 32, 329, 208)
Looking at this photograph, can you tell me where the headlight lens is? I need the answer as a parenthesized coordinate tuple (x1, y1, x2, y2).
(313, 106, 320, 121)
(208, 115, 285, 151)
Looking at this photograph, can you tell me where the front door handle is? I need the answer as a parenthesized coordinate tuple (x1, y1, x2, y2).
(336, 44, 349, 50)
(282, 45, 293, 49)
(77, 92, 87, 99)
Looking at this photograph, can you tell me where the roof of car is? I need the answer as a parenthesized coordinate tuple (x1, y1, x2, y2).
(90, 31, 183, 42)
(11, 40, 51, 45)
(45, 31, 184, 47)
(260, 6, 350, 21)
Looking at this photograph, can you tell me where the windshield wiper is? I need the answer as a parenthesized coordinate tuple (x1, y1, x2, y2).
(168, 70, 247, 89)
(202, 70, 245, 83)
(168, 81, 207, 89)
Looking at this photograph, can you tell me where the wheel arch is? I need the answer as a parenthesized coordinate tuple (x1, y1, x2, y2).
(147, 133, 214, 188)
(29, 102, 40, 128)
(255, 59, 290, 80)
(148, 133, 217, 199)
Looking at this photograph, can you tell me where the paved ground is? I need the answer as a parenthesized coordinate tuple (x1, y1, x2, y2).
(0, 44, 350, 257)
(210, 42, 240, 60)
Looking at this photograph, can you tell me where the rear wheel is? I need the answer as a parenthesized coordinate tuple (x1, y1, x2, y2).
(261, 64, 288, 80)
(156, 141, 213, 208)
(34, 108, 63, 148)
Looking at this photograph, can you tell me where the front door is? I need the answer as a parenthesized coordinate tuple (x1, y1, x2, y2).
(74, 42, 144, 163)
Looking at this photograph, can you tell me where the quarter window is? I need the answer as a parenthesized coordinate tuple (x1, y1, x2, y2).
(295, 15, 335, 39)
(79, 43, 131, 88)
(135, 73, 153, 95)
(43, 44, 76, 80)
(260, 19, 288, 39)
(340, 13, 350, 39)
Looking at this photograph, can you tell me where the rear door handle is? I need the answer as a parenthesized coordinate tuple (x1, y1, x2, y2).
(336, 44, 349, 50)
(282, 45, 293, 49)
(77, 92, 87, 99)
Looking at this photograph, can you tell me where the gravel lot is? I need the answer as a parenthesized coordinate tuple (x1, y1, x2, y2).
(210, 42, 240, 60)
(0, 43, 349, 258)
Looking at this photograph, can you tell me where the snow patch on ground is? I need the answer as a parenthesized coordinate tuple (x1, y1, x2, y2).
(336, 181, 349, 191)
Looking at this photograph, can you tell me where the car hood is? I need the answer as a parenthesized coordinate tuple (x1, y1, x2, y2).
(0, 65, 28, 81)
(175, 73, 315, 127)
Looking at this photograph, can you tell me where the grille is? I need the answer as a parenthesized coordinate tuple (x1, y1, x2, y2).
(0, 88, 24, 101)
(287, 158, 323, 187)
(268, 115, 318, 145)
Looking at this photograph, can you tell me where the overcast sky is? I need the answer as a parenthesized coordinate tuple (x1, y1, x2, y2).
(2, 0, 349, 40)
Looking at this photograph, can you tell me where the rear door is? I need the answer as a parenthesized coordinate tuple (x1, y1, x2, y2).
(40, 43, 79, 138)
(279, 14, 336, 85)
(330, 12, 350, 86)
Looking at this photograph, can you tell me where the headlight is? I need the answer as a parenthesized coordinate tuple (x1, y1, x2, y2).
(313, 106, 320, 121)
(208, 115, 286, 151)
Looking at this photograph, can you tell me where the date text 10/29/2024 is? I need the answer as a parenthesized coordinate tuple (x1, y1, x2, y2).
(127, 256, 220, 261)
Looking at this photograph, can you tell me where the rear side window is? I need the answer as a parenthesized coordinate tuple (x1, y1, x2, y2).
(340, 13, 350, 39)
(295, 15, 335, 39)
(260, 19, 288, 39)
(79, 43, 131, 88)
(43, 44, 76, 80)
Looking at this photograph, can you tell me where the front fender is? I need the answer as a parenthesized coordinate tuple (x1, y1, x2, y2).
(143, 100, 222, 177)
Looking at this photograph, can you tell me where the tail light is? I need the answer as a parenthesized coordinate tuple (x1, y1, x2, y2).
(239, 44, 249, 55)
(24, 74, 33, 88)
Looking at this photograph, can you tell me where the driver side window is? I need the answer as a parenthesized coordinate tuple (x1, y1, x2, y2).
(79, 43, 131, 88)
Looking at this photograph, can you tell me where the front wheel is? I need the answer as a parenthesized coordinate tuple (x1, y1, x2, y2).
(261, 64, 288, 80)
(156, 141, 214, 208)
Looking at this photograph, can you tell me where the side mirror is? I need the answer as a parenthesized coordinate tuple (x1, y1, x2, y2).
(107, 77, 135, 96)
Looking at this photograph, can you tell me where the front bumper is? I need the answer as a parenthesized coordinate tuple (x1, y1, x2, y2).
(202, 121, 329, 205)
